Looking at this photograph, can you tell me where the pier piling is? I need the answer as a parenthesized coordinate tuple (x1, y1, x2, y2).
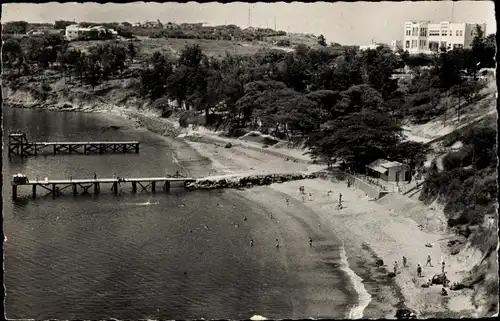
(11, 176, 195, 200)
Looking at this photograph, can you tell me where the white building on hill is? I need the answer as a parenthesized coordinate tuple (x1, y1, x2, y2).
(403, 20, 486, 54)
(65, 24, 91, 40)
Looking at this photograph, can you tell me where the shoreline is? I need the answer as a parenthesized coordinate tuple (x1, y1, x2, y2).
(5, 103, 481, 318)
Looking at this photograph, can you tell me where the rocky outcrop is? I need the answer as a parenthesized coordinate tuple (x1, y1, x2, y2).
(185, 172, 328, 190)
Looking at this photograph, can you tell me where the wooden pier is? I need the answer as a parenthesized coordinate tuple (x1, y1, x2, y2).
(11, 176, 197, 200)
(8, 132, 140, 157)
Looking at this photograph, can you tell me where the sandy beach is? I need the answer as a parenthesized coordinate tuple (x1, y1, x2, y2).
(177, 127, 484, 318)
(6, 101, 485, 318)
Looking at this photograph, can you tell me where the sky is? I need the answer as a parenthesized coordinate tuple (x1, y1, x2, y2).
(2, 1, 496, 45)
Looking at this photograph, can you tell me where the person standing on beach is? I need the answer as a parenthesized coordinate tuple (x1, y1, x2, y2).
(426, 255, 432, 267)
(417, 263, 422, 277)
(276, 238, 280, 249)
(441, 260, 446, 273)
(309, 237, 313, 247)
(393, 261, 398, 274)
(285, 197, 290, 206)
(403, 256, 407, 267)
(339, 193, 343, 205)
(302, 195, 305, 202)
(94, 172, 97, 180)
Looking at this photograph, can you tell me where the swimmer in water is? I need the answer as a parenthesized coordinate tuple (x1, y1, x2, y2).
(318, 223, 321, 228)
(204, 225, 209, 230)
(189, 229, 193, 233)
(243, 216, 247, 221)
(270, 213, 273, 219)
(250, 239, 254, 247)
(235, 224, 239, 227)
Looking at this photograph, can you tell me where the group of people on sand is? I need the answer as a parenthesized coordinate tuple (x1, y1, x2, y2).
(394, 254, 447, 276)
(296, 185, 343, 208)
(393, 254, 450, 296)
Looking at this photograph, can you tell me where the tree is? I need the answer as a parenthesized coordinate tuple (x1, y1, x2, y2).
(2, 38, 22, 70)
(305, 90, 341, 123)
(360, 47, 400, 99)
(83, 52, 103, 90)
(388, 141, 430, 180)
(318, 34, 327, 46)
(140, 51, 173, 99)
(335, 84, 385, 117)
(54, 20, 74, 30)
(3, 21, 29, 34)
(178, 44, 205, 68)
(306, 110, 403, 171)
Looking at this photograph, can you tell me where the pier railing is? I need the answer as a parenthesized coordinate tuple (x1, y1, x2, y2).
(11, 176, 196, 200)
(8, 132, 140, 157)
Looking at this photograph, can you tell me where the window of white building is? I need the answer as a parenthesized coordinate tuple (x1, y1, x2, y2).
(456, 30, 459, 36)
(411, 40, 417, 48)
(429, 30, 440, 36)
(419, 27, 427, 36)
(406, 29, 411, 36)
(460, 30, 463, 36)
(405, 40, 410, 49)
(441, 30, 448, 36)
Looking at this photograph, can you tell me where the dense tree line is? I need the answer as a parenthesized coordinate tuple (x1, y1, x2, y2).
(3, 33, 138, 90)
(3, 26, 495, 174)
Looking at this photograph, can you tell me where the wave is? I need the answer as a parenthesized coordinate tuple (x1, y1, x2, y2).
(250, 315, 267, 320)
(124, 201, 160, 206)
(338, 241, 372, 319)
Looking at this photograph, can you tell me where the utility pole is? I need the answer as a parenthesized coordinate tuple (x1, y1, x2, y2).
(274, 17, 277, 31)
(451, 1, 455, 23)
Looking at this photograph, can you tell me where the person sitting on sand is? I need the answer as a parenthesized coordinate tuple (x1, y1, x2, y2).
(327, 190, 332, 196)
(426, 255, 432, 267)
(308, 193, 313, 201)
(417, 263, 422, 277)
(441, 287, 448, 296)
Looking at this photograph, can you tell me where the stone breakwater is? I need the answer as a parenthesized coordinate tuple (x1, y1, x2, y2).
(185, 172, 329, 190)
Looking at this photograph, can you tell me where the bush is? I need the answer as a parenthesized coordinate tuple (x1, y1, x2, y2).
(41, 82, 51, 92)
(161, 108, 173, 118)
(179, 111, 195, 128)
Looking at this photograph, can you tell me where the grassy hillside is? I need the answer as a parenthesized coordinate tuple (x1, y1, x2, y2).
(68, 37, 282, 59)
